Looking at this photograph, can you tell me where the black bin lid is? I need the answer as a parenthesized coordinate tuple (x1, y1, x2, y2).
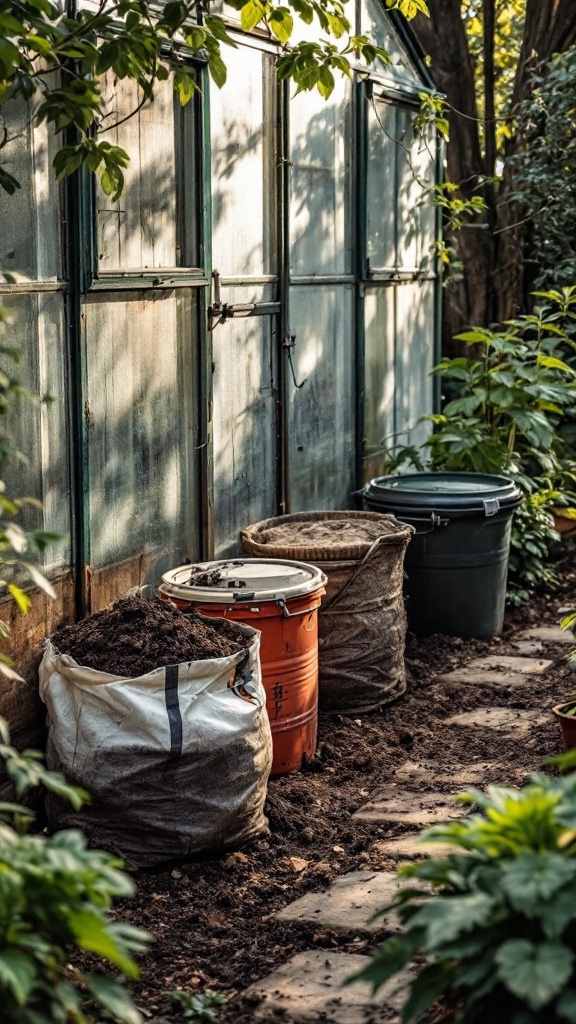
(362, 472, 523, 514)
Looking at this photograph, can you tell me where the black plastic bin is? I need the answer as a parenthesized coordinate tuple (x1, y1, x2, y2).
(360, 472, 523, 639)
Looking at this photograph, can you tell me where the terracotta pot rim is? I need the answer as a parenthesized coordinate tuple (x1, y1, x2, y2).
(552, 701, 576, 720)
(552, 510, 576, 536)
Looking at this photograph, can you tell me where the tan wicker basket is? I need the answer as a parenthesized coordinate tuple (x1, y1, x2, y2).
(241, 511, 414, 714)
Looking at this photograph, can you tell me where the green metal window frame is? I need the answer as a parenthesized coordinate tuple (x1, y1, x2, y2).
(84, 60, 209, 292)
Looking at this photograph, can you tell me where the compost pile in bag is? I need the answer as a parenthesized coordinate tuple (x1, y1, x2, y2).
(49, 595, 246, 675)
(242, 511, 414, 713)
(40, 596, 272, 867)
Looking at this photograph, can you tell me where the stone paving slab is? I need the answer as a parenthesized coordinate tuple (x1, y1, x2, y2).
(375, 835, 460, 861)
(352, 789, 468, 825)
(437, 655, 552, 688)
(518, 626, 574, 644)
(444, 707, 548, 735)
(243, 950, 410, 1023)
(465, 655, 552, 674)
(512, 640, 544, 656)
(275, 870, 404, 933)
(394, 759, 497, 787)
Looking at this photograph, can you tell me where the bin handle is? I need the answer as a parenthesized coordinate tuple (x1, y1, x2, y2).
(277, 597, 319, 618)
(404, 513, 449, 535)
(321, 534, 389, 613)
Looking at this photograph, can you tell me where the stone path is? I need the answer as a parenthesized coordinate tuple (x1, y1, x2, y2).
(238, 637, 566, 1023)
(243, 951, 413, 1023)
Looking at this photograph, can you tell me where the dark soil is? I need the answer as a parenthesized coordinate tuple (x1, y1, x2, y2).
(80, 551, 576, 1022)
(50, 596, 247, 677)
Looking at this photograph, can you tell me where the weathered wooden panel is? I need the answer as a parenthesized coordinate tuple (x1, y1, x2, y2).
(97, 72, 196, 270)
(0, 291, 71, 569)
(412, 124, 437, 271)
(287, 285, 355, 510)
(0, 571, 74, 753)
(289, 78, 352, 276)
(360, 0, 420, 84)
(363, 285, 396, 481)
(210, 47, 277, 277)
(83, 289, 200, 575)
(0, 90, 61, 280)
(363, 281, 434, 479)
(396, 108, 420, 270)
(212, 287, 279, 556)
(395, 279, 435, 449)
(368, 100, 436, 274)
(89, 549, 159, 611)
(396, 110, 436, 271)
(366, 99, 397, 271)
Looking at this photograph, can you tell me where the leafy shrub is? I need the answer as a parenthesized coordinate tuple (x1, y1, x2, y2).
(506, 489, 563, 605)
(391, 287, 576, 481)
(386, 286, 576, 601)
(0, 718, 150, 1023)
(352, 762, 576, 1024)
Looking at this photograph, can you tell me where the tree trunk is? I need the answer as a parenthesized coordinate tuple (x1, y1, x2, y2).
(413, 0, 576, 342)
(512, 0, 576, 106)
(497, 0, 576, 320)
(413, 2, 492, 350)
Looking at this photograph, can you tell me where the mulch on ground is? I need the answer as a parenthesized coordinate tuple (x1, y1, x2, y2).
(101, 551, 576, 1022)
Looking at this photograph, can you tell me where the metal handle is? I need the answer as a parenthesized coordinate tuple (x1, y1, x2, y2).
(277, 598, 316, 618)
(407, 513, 449, 535)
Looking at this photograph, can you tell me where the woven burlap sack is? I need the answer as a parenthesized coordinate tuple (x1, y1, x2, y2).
(241, 512, 414, 713)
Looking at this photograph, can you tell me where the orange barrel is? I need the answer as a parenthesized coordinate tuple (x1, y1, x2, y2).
(159, 559, 326, 776)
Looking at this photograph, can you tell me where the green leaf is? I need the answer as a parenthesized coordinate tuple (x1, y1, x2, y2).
(53, 979, 82, 1016)
(316, 65, 335, 99)
(53, 146, 84, 181)
(0, 658, 23, 682)
(100, 167, 124, 201)
(269, 7, 294, 43)
(241, 0, 265, 32)
(346, 935, 420, 992)
(408, 892, 495, 949)
(495, 939, 573, 1011)
(41, 770, 89, 810)
(501, 852, 576, 914)
(0, 950, 37, 1005)
(557, 988, 576, 1023)
(537, 354, 576, 375)
(7, 583, 31, 615)
(68, 910, 140, 977)
(174, 69, 198, 106)
(538, 889, 576, 940)
(401, 962, 451, 1023)
(87, 974, 143, 1024)
(185, 27, 207, 50)
(453, 329, 495, 345)
(20, 562, 56, 599)
(205, 14, 237, 45)
(208, 53, 227, 88)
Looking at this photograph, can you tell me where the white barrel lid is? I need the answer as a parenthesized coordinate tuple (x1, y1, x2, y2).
(161, 558, 326, 604)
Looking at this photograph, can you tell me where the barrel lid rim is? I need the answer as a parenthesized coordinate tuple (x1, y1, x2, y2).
(161, 558, 326, 603)
(362, 471, 523, 509)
